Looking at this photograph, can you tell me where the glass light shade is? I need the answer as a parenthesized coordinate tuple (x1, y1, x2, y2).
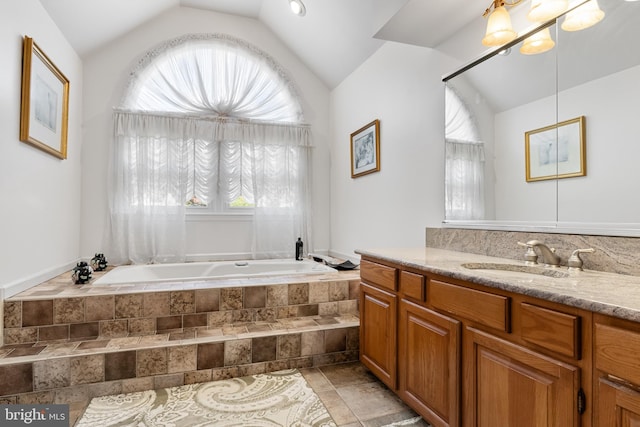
(561, 0, 605, 31)
(527, 0, 569, 22)
(289, 0, 306, 16)
(482, 6, 518, 46)
(520, 27, 556, 54)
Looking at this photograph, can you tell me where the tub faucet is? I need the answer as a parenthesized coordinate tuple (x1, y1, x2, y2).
(526, 240, 561, 267)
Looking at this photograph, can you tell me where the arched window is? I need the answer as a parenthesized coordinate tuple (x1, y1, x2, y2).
(108, 34, 312, 264)
(445, 84, 486, 220)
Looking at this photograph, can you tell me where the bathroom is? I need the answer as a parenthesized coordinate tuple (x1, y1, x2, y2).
(2, 0, 640, 424)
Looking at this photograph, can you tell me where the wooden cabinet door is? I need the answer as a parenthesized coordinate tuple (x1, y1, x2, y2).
(465, 327, 580, 427)
(598, 378, 640, 427)
(360, 282, 397, 390)
(399, 299, 461, 427)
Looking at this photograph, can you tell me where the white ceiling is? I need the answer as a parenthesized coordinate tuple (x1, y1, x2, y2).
(38, 0, 475, 89)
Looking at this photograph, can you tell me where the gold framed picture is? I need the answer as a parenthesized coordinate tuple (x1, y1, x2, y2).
(350, 119, 380, 178)
(525, 116, 586, 182)
(20, 36, 70, 159)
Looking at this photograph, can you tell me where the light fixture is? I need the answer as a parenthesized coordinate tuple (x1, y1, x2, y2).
(520, 27, 555, 54)
(561, 0, 605, 31)
(482, 1, 518, 47)
(289, 0, 306, 17)
(527, 0, 569, 22)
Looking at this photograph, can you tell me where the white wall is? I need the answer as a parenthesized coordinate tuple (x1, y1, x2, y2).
(0, 1, 83, 298)
(80, 6, 331, 261)
(330, 42, 457, 259)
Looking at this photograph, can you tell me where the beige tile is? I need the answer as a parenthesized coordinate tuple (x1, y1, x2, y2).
(3, 301, 21, 328)
(154, 373, 184, 389)
(266, 284, 289, 307)
(168, 345, 197, 373)
(34, 358, 71, 391)
(317, 389, 358, 425)
(336, 382, 408, 422)
(4, 327, 38, 345)
(224, 338, 251, 366)
(277, 333, 301, 359)
(85, 295, 115, 321)
(137, 348, 168, 377)
(195, 289, 220, 312)
(301, 330, 325, 356)
(70, 354, 105, 385)
(115, 294, 143, 318)
(329, 281, 349, 302)
(288, 283, 309, 305)
(121, 377, 154, 393)
(319, 302, 339, 316)
(299, 367, 334, 392)
(170, 290, 195, 315)
(309, 282, 329, 303)
(128, 318, 156, 335)
(320, 362, 378, 388)
(143, 292, 170, 317)
(220, 288, 243, 310)
(53, 298, 85, 324)
(99, 319, 128, 338)
(208, 311, 233, 327)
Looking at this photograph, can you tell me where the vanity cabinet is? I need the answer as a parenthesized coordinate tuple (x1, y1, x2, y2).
(594, 316, 640, 426)
(465, 327, 580, 427)
(359, 256, 591, 427)
(399, 299, 460, 427)
(359, 260, 398, 390)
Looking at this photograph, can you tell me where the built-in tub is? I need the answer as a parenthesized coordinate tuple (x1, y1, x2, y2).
(92, 259, 337, 285)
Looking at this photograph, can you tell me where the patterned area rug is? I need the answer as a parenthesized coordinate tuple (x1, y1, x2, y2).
(76, 369, 336, 426)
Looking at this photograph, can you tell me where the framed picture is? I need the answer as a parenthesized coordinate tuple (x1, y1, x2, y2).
(525, 116, 586, 182)
(20, 36, 69, 159)
(350, 119, 380, 178)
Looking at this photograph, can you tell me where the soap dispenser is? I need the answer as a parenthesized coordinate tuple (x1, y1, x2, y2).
(295, 237, 303, 261)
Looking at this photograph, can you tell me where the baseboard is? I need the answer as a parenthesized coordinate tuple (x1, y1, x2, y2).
(1, 259, 80, 299)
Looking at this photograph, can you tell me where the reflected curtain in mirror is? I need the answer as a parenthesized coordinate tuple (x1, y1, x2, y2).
(445, 85, 486, 220)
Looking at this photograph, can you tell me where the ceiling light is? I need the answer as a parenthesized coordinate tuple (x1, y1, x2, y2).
(527, 0, 569, 22)
(289, 0, 306, 17)
(520, 27, 556, 54)
(482, 2, 518, 47)
(561, 0, 605, 31)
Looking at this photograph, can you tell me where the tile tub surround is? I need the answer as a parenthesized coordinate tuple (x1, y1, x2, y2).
(356, 247, 640, 323)
(0, 267, 360, 407)
(427, 227, 640, 276)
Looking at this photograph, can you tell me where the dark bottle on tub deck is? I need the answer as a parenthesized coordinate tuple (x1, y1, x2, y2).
(296, 237, 303, 261)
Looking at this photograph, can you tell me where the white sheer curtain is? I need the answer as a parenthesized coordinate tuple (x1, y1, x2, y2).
(445, 85, 486, 220)
(106, 34, 311, 264)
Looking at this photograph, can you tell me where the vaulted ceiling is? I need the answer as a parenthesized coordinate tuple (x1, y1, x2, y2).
(38, 0, 478, 89)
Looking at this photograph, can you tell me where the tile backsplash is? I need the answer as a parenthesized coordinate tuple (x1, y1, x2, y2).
(426, 227, 640, 277)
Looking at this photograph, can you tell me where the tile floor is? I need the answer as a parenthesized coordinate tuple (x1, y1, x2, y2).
(73, 361, 429, 426)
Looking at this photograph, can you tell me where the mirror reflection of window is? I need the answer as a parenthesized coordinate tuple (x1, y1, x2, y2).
(445, 85, 486, 220)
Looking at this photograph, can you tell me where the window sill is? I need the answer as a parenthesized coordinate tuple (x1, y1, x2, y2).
(186, 212, 253, 222)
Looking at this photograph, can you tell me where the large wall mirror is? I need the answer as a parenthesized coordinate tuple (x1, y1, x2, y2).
(443, 0, 640, 236)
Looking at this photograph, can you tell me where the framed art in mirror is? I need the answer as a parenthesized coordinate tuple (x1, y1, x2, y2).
(525, 116, 585, 182)
(350, 119, 380, 178)
(20, 36, 69, 159)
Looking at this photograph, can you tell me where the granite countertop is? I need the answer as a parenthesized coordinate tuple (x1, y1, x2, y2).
(356, 247, 640, 323)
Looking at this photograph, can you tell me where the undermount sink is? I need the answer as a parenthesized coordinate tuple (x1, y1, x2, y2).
(461, 262, 570, 279)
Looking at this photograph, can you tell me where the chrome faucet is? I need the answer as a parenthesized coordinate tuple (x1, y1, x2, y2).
(526, 240, 561, 267)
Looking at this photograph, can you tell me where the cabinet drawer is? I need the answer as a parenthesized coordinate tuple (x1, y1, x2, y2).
(595, 323, 640, 386)
(399, 271, 425, 301)
(360, 260, 398, 292)
(520, 303, 581, 359)
(429, 280, 510, 332)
